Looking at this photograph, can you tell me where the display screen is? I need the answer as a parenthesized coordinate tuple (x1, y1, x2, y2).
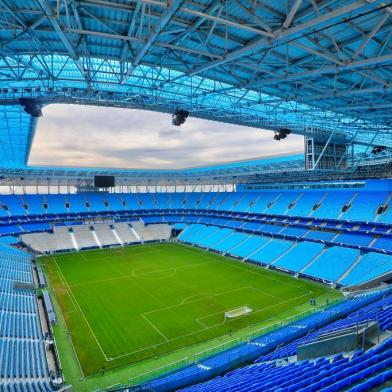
(94, 175, 115, 188)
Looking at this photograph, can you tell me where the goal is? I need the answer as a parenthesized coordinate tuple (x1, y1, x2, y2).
(224, 306, 253, 320)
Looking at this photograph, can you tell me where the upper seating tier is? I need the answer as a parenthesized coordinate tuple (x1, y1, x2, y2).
(0, 189, 389, 224)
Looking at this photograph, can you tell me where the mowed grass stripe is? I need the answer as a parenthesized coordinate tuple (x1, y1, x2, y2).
(42, 242, 339, 376)
(54, 258, 111, 361)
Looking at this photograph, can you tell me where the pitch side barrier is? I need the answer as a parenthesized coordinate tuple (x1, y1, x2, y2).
(130, 289, 391, 392)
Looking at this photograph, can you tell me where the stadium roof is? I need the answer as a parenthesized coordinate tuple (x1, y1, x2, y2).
(1, 0, 392, 172)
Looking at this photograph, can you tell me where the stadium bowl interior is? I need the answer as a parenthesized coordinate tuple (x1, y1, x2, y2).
(1, 1, 392, 391)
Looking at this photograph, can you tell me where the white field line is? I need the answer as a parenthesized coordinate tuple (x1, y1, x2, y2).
(144, 284, 288, 320)
(196, 304, 254, 328)
(130, 267, 177, 279)
(70, 274, 134, 288)
(69, 244, 213, 265)
(70, 266, 177, 288)
(195, 317, 210, 328)
(129, 295, 328, 386)
(128, 273, 168, 313)
(250, 285, 289, 302)
(179, 241, 316, 294)
(46, 277, 86, 379)
(43, 245, 161, 262)
(194, 287, 291, 328)
(143, 286, 256, 317)
(69, 259, 218, 288)
(181, 293, 215, 305)
(52, 245, 317, 364)
(228, 259, 312, 294)
(108, 290, 313, 361)
(51, 290, 86, 379)
(196, 291, 312, 330)
(112, 288, 263, 360)
(197, 303, 257, 325)
(141, 313, 169, 342)
(65, 246, 162, 261)
(75, 245, 207, 265)
(55, 270, 78, 314)
(80, 253, 89, 262)
(54, 258, 110, 361)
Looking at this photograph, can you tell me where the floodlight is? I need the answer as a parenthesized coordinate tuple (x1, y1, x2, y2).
(172, 109, 189, 126)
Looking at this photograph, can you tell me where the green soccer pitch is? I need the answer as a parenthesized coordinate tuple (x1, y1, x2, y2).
(41, 242, 341, 377)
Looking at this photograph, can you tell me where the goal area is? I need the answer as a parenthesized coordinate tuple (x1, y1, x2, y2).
(224, 306, 253, 320)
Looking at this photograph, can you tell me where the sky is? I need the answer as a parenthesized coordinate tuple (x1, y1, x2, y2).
(29, 104, 304, 169)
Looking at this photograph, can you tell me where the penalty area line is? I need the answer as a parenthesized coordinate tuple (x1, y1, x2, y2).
(106, 290, 317, 361)
(141, 313, 169, 343)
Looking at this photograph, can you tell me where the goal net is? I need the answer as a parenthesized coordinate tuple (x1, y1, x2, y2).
(224, 306, 253, 320)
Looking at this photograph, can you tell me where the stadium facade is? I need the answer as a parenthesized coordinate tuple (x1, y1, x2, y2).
(1, 0, 392, 391)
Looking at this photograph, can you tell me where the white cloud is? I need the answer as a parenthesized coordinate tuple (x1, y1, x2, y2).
(28, 104, 304, 169)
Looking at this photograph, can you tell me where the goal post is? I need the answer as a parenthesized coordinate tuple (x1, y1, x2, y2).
(224, 306, 253, 321)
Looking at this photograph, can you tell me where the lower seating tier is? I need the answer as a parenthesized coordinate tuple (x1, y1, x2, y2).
(181, 341, 392, 392)
(178, 224, 392, 287)
(0, 244, 53, 388)
(21, 222, 171, 253)
(142, 289, 391, 391)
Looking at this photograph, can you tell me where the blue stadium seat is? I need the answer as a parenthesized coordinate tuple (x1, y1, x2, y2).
(250, 238, 293, 265)
(341, 252, 392, 286)
(303, 246, 359, 282)
(274, 241, 324, 272)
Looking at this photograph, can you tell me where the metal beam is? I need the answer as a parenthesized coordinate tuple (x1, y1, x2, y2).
(352, 12, 389, 59)
(120, 2, 141, 63)
(248, 54, 392, 88)
(80, 0, 275, 38)
(282, 0, 303, 29)
(35, 0, 91, 84)
(189, 0, 380, 76)
(0, 15, 46, 48)
(121, 0, 185, 84)
(169, 0, 223, 46)
(261, 85, 392, 105)
(64, 28, 223, 59)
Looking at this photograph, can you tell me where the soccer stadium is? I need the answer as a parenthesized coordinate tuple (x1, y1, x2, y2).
(1, 0, 392, 391)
